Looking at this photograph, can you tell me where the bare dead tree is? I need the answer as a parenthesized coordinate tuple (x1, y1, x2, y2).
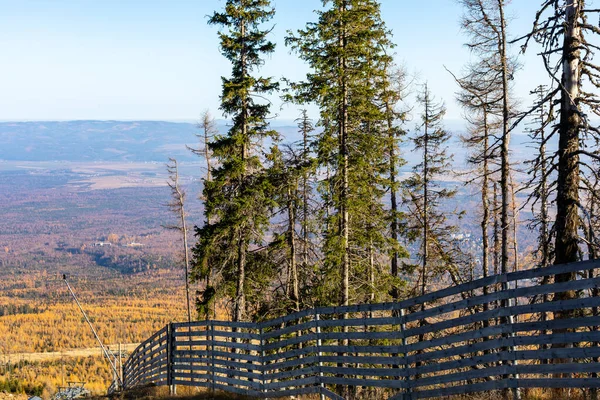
(188, 109, 217, 191)
(517, 0, 600, 276)
(165, 158, 192, 324)
(524, 85, 555, 269)
(454, 0, 519, 289)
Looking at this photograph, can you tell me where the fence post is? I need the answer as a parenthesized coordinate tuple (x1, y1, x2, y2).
(507, 291, 521, 400)
(314, 310, 325, 400)
(259, 325, 268, 398)
(209, 320, 215, 394)
(122, 359, 127, 390)
(400, 308, 412, 400)
(167, 323, 176, 396)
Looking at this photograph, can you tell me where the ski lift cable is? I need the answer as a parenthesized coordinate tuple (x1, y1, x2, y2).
(62, 274, 123, 388)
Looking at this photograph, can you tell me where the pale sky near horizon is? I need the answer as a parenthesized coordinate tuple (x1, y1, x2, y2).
(0, 0, 572, 123)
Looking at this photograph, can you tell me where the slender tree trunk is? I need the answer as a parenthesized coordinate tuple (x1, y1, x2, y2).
(481, 109, 491, 346)
(536, 93, 552, 362)
(481, 110, 490, 284)
(235, 17, 248, 323)
(234, 234, 247, 322)
(181, 208, 192, 324)
(387, 102, 400, 300)
(422, 98, 429, 302)
(554, 0, 581, 273)
(498, 0, 510, 278)
(416, 88, 430, 379)
(369, 238, 375, 305)
(340, 0, 350, 310)
(287, 185, 300, 312)
(493, 182, 500, 280)
(510, 174, 519, 275)
(204, 119, 213, 184)
(537, 90, 551, 268)
(338, 4, 350, 396)
(302, 117, 309, 271)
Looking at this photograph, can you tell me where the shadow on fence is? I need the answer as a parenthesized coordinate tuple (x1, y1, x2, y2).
(122, 259, 600, 399)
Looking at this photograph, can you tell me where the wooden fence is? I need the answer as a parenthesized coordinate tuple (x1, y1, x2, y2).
(122, 259, 600, 399)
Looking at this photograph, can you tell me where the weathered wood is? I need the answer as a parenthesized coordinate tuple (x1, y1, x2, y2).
(263, 345, 316, 362)
(267, 364, 318, 381)
(320, 365, 405, 378)
(261, 320, 315, 339)
(122, 260, 600, 400)
(173, 340, 260, 352)
(264, 375, 317, 390)
(262, 355, 318, 372)
(321, 376, 405, 389)
(263, 332, 318, 351)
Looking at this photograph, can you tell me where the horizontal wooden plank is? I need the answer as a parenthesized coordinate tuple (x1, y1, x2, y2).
(404, 276, 600, 325)
(262, 355, 318, 373)
(264, 385, 324, 399)
(416, 364, 510, 388)
(216, 330, 261, 341)
(173, 339, 261, 352)
(259, 308, 313, 329)
(318, 316, 398, 328)
(403, 297, 600, 340)
(210, 365, 262, 381)
(321, 376, 405, 389)
(267, 364, 318, 381)
(518, 378, 600, 389)
(264, 375, 318, 390)
(409, 330, 600, 367)
(210, 358, 261, 372)
(262, 320, 315, 339)
(211, 382, 261, 397)
(320, 354, 401, 365)
(171, 379, 210, 387)
(172, 372, 210, 381)
(263, 332, 318, 351)
(320, 331, 401, 341)
(172, 320, 208, 329)
(263, 344, 316, 362)
(517, 362, 600, 375)
(319, 344, 401, 354)
(211, 350, 261, 363)
(320, 365, 405, 378)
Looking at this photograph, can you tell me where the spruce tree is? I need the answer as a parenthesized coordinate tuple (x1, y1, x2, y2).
(404, 83, 458, 300)
(264, 135, 317, 316)
(191, 0, 278, 322)
(380, 61, 409, 300)
(404, 84, 463, 377)
(286, 0, 396, 308)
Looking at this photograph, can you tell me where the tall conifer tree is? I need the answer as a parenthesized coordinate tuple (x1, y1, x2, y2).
(191, 0, 278, 322)
(286, 0, 397, 307)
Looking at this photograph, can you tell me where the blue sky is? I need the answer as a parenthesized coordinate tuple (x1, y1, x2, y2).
(0, 0, 554, 122)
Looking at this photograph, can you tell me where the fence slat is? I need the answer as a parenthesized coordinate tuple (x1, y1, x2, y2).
(122, 260, 600, 399)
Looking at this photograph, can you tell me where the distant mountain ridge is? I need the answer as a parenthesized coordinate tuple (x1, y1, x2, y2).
(0, 119, 538, 164)
(0, 120, 208, 162)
